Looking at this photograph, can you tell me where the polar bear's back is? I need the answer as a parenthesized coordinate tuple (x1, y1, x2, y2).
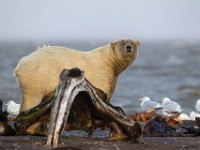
(14, 46, 88, 77)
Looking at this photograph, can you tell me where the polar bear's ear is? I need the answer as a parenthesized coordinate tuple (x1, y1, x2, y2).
(135, 41, 140, 47)
(111, 42, 115, 50)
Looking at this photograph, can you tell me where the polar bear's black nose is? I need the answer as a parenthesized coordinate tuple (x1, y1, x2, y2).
(125, 45, 132, 52)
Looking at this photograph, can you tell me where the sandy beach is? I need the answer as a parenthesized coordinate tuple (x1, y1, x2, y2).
(1, 135, 200, 150)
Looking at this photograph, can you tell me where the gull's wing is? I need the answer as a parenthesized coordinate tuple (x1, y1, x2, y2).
(142, 101, 162, 112)
(163, 101, 182, 112)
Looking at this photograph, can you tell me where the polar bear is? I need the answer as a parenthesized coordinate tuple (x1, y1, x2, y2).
(14, 39, 140, 113)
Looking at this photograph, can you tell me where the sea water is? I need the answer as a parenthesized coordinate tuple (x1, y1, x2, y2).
(0, 40, 200, 116)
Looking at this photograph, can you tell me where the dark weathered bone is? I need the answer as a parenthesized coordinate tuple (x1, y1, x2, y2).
(47, 69, 86, 146)
(15, 68, 141, 147)
(47, 68, 141, 147)
(15, 98, 53, 135)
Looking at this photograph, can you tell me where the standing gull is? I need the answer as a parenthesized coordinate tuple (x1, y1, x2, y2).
(160, 97, 182, 117)
(178, 113, 190, 120)
(189, 111, 200, 121)
(138, 96, 162, 113)
(6, 101, 20, 116)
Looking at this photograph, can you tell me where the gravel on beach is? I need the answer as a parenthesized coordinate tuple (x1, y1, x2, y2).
(1, 136, 200, 150)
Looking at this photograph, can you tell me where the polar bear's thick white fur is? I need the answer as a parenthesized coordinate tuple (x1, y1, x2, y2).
(14, 39, 140, 112)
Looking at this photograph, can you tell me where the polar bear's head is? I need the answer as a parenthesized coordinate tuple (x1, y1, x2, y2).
(111, 39, 140, 72)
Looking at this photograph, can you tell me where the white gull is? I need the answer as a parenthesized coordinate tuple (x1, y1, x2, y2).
(178, 113, 190, 120)
(138, 96, 162, 113)
(6, 100, 20, 116)
(160, 97, 182, 117)
(189, 111, 200, 121)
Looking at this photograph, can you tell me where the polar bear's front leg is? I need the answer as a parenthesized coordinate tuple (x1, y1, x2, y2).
(20, 89, 44, 112)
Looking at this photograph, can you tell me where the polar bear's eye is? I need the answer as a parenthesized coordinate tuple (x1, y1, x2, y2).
(121, 43, 125, 46)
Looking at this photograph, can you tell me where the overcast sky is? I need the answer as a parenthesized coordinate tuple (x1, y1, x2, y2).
(0, 0, 200, 41)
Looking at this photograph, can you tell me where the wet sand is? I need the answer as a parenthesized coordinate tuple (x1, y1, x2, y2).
(0, 136, 200, 150)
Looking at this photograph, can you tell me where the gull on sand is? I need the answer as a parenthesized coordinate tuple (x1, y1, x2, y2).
(160, 97, 182, 117)
(178, 113, 190, 120)
(138, 96, 162, 113)
(189, 111, 200, 121)
(6, 100, 20, 116)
